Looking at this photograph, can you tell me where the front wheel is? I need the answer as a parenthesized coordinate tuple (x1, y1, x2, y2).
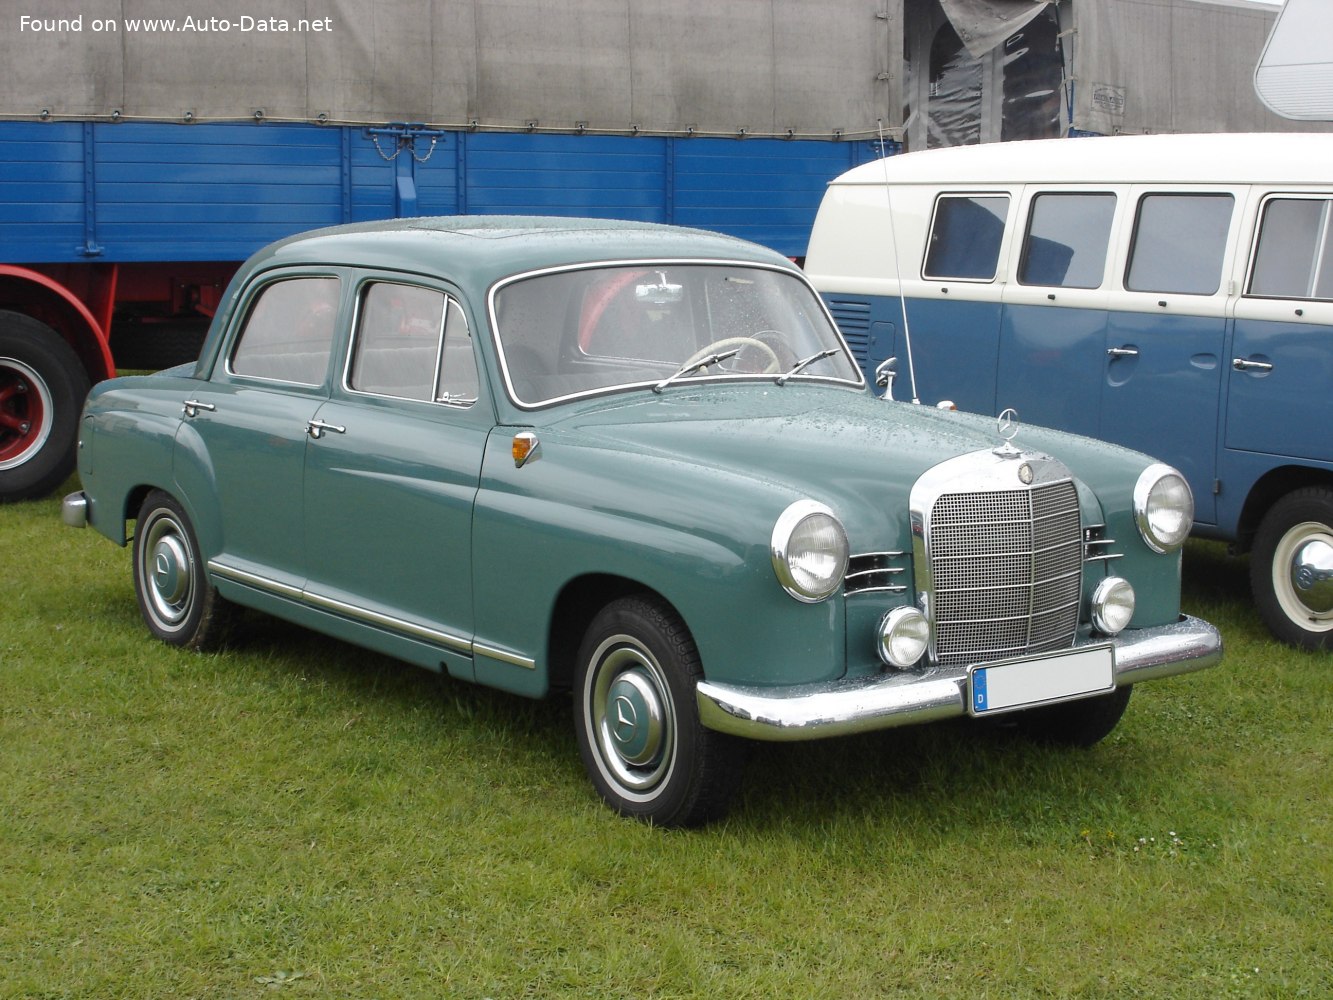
(1012, 685, 1133, 747)
(1251, 487, 1333, 651)
(0, 313, 91, 502)
(133, 490, 234, 650)
(574, 596, 744, 827)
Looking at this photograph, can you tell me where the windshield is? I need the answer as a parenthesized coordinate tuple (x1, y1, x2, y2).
(491, 263, 861, 406)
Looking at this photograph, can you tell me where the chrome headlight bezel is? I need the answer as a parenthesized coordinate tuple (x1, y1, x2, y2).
(771, 500, 849, 603)
(1133, 463, 1194, 554)
(877, 606, 930, 668)
(1091, 576, 1136, 635)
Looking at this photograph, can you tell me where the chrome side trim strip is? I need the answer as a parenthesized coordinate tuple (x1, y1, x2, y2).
(696, 615, 1221, 742)
(208, 559, 475, 656)
(303, 590, 473, 654)
(210, 560, 304, 601)
(473, 642, 537, 670)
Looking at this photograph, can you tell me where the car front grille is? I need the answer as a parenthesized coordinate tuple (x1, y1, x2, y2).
(926, 478, 1083, 666)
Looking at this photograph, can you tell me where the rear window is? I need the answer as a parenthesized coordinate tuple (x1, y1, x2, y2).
(1247, 197, 1333, 301)
(1125, 194, 1233, 295)
(923, 195, 1009, 280)
(230, 277, 340, 385)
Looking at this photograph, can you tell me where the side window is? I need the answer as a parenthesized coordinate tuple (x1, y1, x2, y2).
(1125, 194, 1234, 295)
(230, 277, 340, 385)
(1018, 193, 1116, 289)
(437, 300, 479, 406)
(349, 283, 445, 401)
(1247, 198, 1333, 300)
(349, 282, 479, 407)
(923, 195, 1009, 281)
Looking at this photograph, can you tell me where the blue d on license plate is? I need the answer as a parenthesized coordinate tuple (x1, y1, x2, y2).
(968, 645, 1115, 716)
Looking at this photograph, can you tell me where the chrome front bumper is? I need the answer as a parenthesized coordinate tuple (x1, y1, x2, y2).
(696, 615, 1222, 742)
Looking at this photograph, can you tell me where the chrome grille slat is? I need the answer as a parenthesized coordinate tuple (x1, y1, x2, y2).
(927, 479, 1082, 666)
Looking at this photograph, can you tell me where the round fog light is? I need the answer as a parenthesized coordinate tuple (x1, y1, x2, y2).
(1092, 576, 1136, 635)
(878, 607, 929, 668)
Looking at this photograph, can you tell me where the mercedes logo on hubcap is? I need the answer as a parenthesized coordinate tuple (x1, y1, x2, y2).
(611, 695, 639, 745)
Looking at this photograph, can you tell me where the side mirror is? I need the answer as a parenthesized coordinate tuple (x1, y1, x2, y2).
(874, 356, 898, 401)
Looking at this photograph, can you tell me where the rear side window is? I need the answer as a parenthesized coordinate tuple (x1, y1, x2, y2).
(1019, 192, 1116, 288)
(349, 282, 478, 406)
(1126, 194, 1233, 295)
(923, 195, 1009, 280)
(1247, 197, 1333, 300)
(230, 277, 340, 385)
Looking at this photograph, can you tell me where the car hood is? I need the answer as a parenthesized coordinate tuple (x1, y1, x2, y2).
(538, 384, 1060, 541)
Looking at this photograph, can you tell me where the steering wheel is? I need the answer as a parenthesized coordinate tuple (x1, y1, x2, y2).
(682, 336, 782, 375)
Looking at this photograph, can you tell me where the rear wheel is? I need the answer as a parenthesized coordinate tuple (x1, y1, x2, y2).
(0, 313, 90, 502)
(133, 490, 233, 650)
(574, 596, 744, 827)
(1250, 487, 1333, 651)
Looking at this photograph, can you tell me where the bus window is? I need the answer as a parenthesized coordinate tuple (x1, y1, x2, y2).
(1018, 193, 1116, 288)
(923, 195, 1009, 281)
(1126, 193, 1233, 295)
(1248, 198, 1333, 300)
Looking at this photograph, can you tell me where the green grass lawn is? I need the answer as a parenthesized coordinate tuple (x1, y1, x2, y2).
(2, 483, 1329, 998)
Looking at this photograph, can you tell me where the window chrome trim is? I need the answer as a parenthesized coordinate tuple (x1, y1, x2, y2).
(487, 257, 866, 411)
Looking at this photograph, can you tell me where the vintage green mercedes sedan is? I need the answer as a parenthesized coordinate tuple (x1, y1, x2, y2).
(64, 217, 1221, 826)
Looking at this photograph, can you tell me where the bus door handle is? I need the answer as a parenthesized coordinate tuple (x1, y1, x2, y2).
(1106, 346, 1139, 359)
(1232, 357, 1274, 374)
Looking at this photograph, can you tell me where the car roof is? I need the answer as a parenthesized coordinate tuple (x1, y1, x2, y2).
(250, 215, 791, 286)
(831, 132, 1333, 188)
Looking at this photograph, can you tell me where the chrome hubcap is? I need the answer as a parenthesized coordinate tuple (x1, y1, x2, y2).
(141, 513, 194, 629)
(1275, 522, 1333, 630)
(587, 637, 675, 796)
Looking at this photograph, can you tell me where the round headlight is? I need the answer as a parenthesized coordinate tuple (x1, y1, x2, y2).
(1134, 464, 1193, 553)
(771, 500, 849, 603)
(878, 606, 930, 668)
(1091, 576, 1136, 635)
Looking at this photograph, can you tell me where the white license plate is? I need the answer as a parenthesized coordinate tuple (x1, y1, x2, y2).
(967, 645, 1115, 716)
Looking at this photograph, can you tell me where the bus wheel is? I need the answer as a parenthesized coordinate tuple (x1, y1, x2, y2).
(1251, 487, 1333, 651)
(0, 312, 90, 503)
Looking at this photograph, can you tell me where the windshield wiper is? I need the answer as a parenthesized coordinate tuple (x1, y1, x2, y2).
(652, 349, 740, 393)
(775, 349, 838, 386)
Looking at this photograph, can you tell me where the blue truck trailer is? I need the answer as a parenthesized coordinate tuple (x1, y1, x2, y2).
(0, 0, 1296, 501)
(0, 121, 881, 501)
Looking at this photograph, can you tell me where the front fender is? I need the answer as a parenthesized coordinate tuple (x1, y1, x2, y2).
(471, 432, 847, 690)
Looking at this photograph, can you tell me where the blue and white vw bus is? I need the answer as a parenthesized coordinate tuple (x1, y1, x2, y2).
(805, 132, 1333, 650)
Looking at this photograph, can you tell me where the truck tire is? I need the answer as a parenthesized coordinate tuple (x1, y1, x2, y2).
(0, 312, 91, 503)
(1250, 487, 1333, 651)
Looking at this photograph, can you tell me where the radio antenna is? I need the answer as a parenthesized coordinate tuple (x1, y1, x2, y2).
(876, 119, 920, 404)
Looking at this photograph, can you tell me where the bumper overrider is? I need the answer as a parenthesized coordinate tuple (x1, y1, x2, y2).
(696, 615, 1222, 741)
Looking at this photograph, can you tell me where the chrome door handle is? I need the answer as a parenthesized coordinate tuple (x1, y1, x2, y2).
(307, 419, 346, 439)
(1232, 358, 1274, 373)
(1106, 346, 1139, 358)
(182, 399, 216, 417)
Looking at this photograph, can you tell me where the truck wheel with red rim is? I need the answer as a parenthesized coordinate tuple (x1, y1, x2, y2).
(0, 312, 90, 503)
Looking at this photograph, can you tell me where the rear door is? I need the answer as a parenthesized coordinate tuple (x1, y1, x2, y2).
(175, 272, 343, 591)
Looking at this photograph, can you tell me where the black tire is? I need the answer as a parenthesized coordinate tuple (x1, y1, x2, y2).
(1250, 487, 1333, 652)
(0, 312, 91, 502)
(574, 595, 745, 827)
(132, 490, 234, 650)
(1012, 685, 1133, 748)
